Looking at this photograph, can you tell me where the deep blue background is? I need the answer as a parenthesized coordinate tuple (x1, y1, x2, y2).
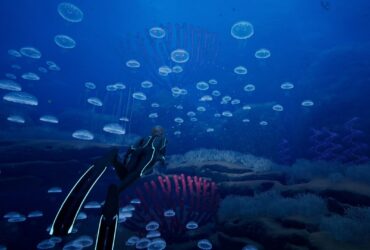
(0, 0, 370, 157)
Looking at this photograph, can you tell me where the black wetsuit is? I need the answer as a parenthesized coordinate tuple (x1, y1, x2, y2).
(115, 134, 167, 192)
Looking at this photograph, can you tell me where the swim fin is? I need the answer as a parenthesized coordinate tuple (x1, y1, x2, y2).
(95, 184, 119, 250)
(49, 148, 119, 236)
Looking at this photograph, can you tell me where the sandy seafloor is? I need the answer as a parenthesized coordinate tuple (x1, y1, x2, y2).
(0, 140, 370, 250)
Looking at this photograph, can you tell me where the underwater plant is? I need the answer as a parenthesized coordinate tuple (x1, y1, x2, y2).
(121, 174, 219, 241)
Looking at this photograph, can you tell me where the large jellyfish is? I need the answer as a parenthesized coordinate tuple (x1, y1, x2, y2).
(57, 2, 84, 23)
(231, 21, 254, 39)
(54, 35, 76, 49)
(3, 91, 38, 106)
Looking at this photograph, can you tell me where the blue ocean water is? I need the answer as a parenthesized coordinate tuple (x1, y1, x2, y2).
(1, 0, 370, 249)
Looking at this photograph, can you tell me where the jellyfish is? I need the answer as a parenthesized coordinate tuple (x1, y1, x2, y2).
(84, 201, 101, 209)
(222, 111, 233, 117)
(174, 130, 182, 135)
(199, 95, 213, 101)
(174, 117, 184, 124)
(234, 66, 247, 75)
(206, 128, 214, 133)
(147, 239, 166, 250)
(272, 104, 284, 111)
(244, 84, 255, 92)
(21, 72, 40, 81)
(132, 92, 147, 100)
(72, 130, 94, 140)
(196, 81, 209, 90)
(7, 115, 25, 124)
(242, 118, 250, 123)
(146, 230, 161, 239)
(87, 97, 103, 106)
(222, 96, 232, 103)
(8, 215, 26, 222)
(3, 92, 38, 106)
(141, 80, 153, 88)
(54, 35, 76, 49)
(186, 221, 199, 230)
(136, 238, 151, 249)
(187, 111, 196, 117)
(163, 209, 176, 217)
(214, 113, 221, 118)
(280, 82, 294, 90)
(19, 47, 42, 59)
(171, 49, 190, 63)
(242, 245, 258, 250)
(212, 90, 221, 96)
(231, 21, 254, 39)
(3, 212, 23, 219)
(103, 123, 125, 135)
(301, 100, 314, 107)
(255, 48, 271, 59)
(149, 27, 166, 38)
(231, 99, 240, 105)
(40, 115, 59, 124)
(190, 117, 198, 122)
(172, 65, 183, 73)
(77, 212, 87, 220)
(130, 198, 141, 204)
(126, 59, 140, 68)
(197, 239, 212, 250)
(158, 66, 172, 76)
(126, 236, 140, 246)
(208, 79, 217, 85)
(27, 210, 43, 218)
(149, 113, 158, 118)
(260, 121, 268, 126)
(85, 82, 96, 90)
(151, 102, 160, 108)
(197, 106, 206, 112)
(48, 187, 62, 193)
(49, 237, 62, 244)
(243, 105, 252, 110)
(57, 2, 84, 23)
(121, 204, 135, 212)
(38, 67, 48, 73)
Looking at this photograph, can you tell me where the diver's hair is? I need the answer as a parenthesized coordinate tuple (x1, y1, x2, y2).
(151, 125, 164, 136)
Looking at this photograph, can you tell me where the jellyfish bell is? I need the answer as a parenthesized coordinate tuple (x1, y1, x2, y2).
(57, 2, 84, 23)
(163, 209, 176, 217)
(148, 113, 158, 118)
(151, 102, 160, 108)
(126, 59, 140, 68)
(146, 221, 160, 231)
(187, 111, 196, 117)
(149, 27, 166, 38)
(171, 49, 190, 63)
(54, 35, 76, 49)
(19, 47, 42, 59)
(242, 118, 250, 123)
(234, 66, 247, 75)
(3, 91, 38, 106)
(231, 21, 254, 39)
(259, 121, 268, 126)
(21, 72, 40, 81)
(199, 95, 213, 102)
(280, 82, 294, 90)
(222, 96, 232, 102)
(196, 81, 209, 91)
(255, 48, 271, 59)
(208, 79, 218, 85)
(141, 80, 153, 88)
(222, 111, 233, 117)
(212, 90, 221, 97)
(197, 106, 206, 112)
(243, 105, 252, 110)
(172, 65, 183, 73)
(85, 82, 96, 90)
(38, 67, 48, 73)
(132, 92, 147, 100)
(0, 79, 22, 91)
(206, 128, 214, 133)
(186, 221, 199, 230)
(114, 82, 126, 90)
(72, 130, 94, 140)
(174, 117, 184, 124)
(231, 99, 240, 105)
(272, 104, 284, 111)
(48, 187, 62, 193)
(301, 100, 314, 107)
(106, 84, 118, 92)
(174, 130, 181, 135)
(146, 230, 161, 239)
(74, 236, 94, 248)
(126, 236, 140, 246)
(87, 97, 103, 106)
(84, 201, 101, 209)
(158, 66, 172, 76)
(40, 115, 59, 124)
(147, 238, 166, 250)
(103, 123, 126, 135)
(244, 84, 255, 92)
(136, 238, 151, 249)
(36, 239, 55, 250)
(197, 239, 213, 250)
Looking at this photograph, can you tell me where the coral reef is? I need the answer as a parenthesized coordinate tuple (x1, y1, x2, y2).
(121, 174, 219, 241)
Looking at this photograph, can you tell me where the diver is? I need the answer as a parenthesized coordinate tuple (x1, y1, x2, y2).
(49, 125, 167, 250)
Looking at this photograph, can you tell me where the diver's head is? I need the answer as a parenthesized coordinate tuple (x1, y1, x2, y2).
(151, 125, 164, 136)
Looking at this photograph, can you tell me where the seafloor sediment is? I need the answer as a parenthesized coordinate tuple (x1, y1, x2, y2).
(0, 140, 369, 250)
